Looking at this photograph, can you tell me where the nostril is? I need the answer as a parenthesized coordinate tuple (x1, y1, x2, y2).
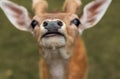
(43, 21, 48, 27)
(57, 20, 63, 26)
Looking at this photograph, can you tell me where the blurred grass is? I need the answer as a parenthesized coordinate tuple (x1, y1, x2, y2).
(0, 0, 120, 79)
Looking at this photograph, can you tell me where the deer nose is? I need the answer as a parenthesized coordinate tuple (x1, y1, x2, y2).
(43, 20, 63, 31)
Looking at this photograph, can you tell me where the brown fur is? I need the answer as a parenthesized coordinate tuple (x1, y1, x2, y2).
(63, 0, 82, 13)
(40, 37, 87, 79)
(32, 0, 48, 14)
(68, 37, 87, 79)
(32, 11, 88, 79)
(32, 0, 88, 78)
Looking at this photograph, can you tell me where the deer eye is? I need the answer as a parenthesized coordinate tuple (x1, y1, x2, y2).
(31, 20, 39, 29)
(71, 18, 81, 27)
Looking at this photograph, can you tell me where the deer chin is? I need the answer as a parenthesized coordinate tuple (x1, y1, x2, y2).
(40, 32, 66, 49)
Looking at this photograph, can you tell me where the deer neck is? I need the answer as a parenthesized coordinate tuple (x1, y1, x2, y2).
(42, 47, 72, 79)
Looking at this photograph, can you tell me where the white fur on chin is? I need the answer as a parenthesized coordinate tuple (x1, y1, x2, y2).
(40, 36, 66, 49)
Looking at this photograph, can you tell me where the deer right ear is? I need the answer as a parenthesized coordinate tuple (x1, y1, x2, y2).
(0, 0, 32, 32)
(79, 0, 112, 33)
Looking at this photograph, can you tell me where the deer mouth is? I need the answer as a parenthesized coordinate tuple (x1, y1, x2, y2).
(42, 32, 65, 38)
(40, 31, 66, 48)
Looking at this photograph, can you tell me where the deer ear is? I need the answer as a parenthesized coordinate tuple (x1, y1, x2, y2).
(0, 0, 32, 32)
(79, 0, 112, 31)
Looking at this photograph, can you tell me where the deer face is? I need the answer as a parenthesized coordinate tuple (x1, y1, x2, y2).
(32, 13, 80, 49)
(0, 0, 112, 49)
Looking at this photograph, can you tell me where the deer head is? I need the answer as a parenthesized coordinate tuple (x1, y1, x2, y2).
(0, 0, 112, 51)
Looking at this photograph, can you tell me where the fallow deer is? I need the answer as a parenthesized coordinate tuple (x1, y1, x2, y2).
(0, 0, 112, 79)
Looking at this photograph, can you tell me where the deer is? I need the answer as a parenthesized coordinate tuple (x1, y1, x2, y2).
(0, 0, 112, 79)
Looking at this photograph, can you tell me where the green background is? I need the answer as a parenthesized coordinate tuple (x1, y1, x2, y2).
(0, 0, 119, 79)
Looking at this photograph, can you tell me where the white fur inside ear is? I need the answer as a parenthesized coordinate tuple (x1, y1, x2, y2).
(80, 0, 112, 30)
(0, 0, 32, 32)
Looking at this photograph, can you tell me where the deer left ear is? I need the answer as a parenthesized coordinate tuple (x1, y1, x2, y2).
(79, 0, 112, 32)
(0, 0, 32, 32)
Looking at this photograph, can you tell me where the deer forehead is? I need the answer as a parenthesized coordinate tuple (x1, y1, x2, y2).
(33, 13, 78, 23)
